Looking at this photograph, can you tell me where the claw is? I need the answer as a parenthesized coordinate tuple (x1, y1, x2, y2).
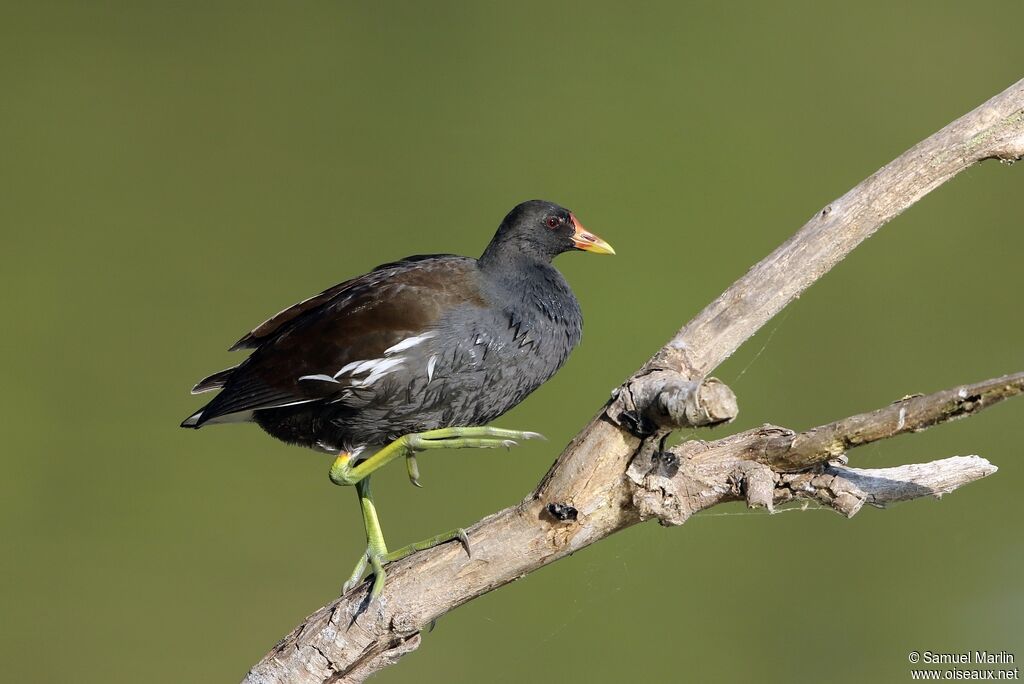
(501, 440, 517, 449)
(406, 454, 423, 488)
(522, 431, 546, 441)
(456, 528, 471, 557)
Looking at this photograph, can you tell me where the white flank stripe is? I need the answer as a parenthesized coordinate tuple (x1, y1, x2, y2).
(330, 335, 432, 385)
(298, 374, 340, 383)
(333, 358, 385, 378)
(427, 355, 437, 382)
(384, 332, 436, 355)
(335, 360, 366, 377)
(354, 357, 406, 386)
(352, 359, 382, 375)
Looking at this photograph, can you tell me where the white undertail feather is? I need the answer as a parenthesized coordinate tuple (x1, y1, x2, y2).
(202, 410, 256, 425)
(182, 408, 256, 427)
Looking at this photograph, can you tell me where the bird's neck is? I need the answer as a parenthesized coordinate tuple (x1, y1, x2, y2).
(478, 250, 555, 289)
(478, 253, 578, 322)
(478, 235, 560, 272)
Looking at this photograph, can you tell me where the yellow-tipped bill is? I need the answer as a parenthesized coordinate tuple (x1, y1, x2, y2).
(569, 213, 615, 255)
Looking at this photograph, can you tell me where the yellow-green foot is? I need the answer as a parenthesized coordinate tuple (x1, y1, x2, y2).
(331, 426, 542, 601)
(342, 528, 471, 600)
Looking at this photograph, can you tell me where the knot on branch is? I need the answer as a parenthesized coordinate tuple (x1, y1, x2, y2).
(611, 371, 738, 437)
(626, 440, 725, 526)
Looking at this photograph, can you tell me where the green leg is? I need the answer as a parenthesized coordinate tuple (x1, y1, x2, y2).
(340, 477, 474, 600)
(330, 426, 544, 488)
(332, 426, 543, 600)
(341, 478, 371, 594)
(340, 477, 389, 598)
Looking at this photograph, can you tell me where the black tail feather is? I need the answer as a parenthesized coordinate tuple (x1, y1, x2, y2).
(191, 366, 238, 394)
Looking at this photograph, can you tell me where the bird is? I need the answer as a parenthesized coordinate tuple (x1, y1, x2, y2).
(181, 199, 614, 599)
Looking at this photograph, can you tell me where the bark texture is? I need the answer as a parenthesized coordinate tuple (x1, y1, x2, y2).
(243, 78, 1024, 684)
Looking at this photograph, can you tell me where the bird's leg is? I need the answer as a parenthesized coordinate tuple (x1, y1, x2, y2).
(340, 476, 472, 600)
(341, 477, 389, 597)
(329, 426, 545, 487)
(331, 427, 542, 599)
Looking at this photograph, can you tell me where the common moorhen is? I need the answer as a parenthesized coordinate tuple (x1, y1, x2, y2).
(182, 200, 614, 598)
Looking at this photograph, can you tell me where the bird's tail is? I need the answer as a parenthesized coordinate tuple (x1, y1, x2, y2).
(180, 403, 255, 429)
(190, 366, 237, 394)
(181, 365, 238, 428)
(180, 409, 205, 429)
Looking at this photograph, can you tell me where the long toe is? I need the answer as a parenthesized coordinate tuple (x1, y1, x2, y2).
(369, 570, 386, 602)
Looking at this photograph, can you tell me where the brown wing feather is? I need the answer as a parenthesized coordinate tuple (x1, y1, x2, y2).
(188, 257, 485, 426)
(229, 281, 359, 351)
(228, 255, 460, 351)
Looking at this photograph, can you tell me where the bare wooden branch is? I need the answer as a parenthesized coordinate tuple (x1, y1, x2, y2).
(626, 373, 1013, 526)
(638, 78, 1024, 382)
(782, 457, 997, 517)
(635, 450, 996, 523)
(242, 79, 1024, 684)
(765, 371, 1024, 471)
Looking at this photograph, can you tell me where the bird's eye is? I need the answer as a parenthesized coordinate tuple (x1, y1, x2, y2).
(546, 216, 561, 229)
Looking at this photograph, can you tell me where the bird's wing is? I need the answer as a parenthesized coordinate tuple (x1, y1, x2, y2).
(228, 254, 453, 351)
(184, 256, 484, 426)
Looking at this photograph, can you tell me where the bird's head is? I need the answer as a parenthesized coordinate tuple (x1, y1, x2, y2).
(482, 200, 615, 265)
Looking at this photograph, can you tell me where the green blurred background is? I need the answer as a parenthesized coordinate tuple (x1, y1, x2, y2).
(3, 2, 1022, 682)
